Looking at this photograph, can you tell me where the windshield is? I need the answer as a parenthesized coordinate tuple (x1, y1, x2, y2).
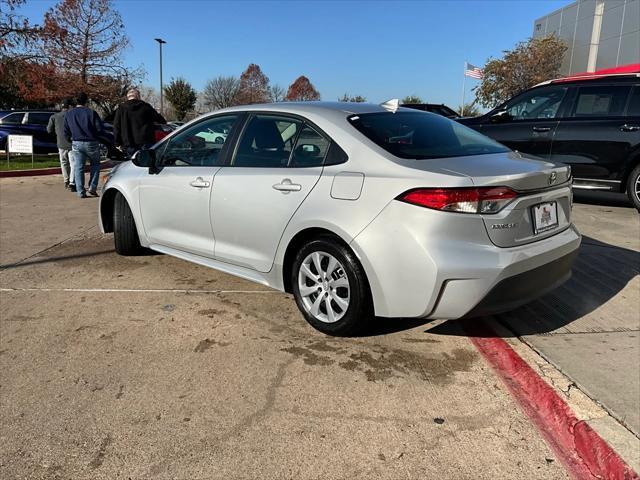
(348, 111, 509, 160)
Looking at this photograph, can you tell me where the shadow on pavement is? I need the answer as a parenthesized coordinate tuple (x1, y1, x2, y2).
(0, 248, 115, 271)
(355, 317, 432, 337)
(425, 235, 639, 338)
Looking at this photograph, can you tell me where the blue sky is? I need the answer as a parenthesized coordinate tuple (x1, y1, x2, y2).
(20, 0, 569, 107)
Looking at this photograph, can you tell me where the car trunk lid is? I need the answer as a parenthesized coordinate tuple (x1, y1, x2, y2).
(404, 152, 573, 248)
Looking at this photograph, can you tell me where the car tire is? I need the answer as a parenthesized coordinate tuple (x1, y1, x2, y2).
(627, 164, 640, 211)
(113, 192, 145, 255)
(291, 236, 373, 336)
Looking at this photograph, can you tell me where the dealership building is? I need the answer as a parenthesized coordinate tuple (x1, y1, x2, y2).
(533, 0, 639, 75)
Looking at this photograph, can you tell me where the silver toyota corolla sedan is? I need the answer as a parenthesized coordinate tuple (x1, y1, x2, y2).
(99, 101, 581, 335)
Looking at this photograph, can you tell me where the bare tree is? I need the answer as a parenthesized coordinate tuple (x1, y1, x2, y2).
(339, 93, 367, 102)
(203, 75, 239, 110)
(43, 0, 131, 86)
(139, 85, 160, 110)
(269, 84, 285, 102)
(0, 0, 51, 59)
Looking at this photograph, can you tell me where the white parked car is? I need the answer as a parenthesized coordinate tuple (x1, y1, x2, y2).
(195, 126, 229, 144)
(99, 101, 580, 335)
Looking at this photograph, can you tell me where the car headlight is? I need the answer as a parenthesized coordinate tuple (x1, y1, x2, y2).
(102, 161, 123, 184)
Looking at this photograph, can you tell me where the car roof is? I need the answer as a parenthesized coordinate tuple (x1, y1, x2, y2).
(400, 103, 450, 107)
(217, 101, 401, 118)
(535, 73, 640, 87)
(206, 102, 435, 127)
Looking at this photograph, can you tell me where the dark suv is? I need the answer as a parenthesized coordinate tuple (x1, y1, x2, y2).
(0, 110, 57, 152)
(0, 109, 124, 159)
(457, 74, 640, 209)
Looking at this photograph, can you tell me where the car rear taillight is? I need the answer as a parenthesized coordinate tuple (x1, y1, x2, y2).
(398, 187, 518, 214)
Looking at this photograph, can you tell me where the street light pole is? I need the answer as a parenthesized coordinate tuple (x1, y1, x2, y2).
(154, 38, 167, 116)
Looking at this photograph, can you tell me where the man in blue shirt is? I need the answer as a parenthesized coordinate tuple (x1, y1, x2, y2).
(64, 92, 106, 198)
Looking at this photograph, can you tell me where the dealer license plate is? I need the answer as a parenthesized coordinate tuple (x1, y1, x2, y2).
(532, 201, 558, 234)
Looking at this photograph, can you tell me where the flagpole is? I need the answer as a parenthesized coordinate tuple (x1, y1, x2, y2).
(461, 61, 467, 116)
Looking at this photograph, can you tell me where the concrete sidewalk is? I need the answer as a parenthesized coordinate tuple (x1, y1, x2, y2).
(498, 196, 640, 437)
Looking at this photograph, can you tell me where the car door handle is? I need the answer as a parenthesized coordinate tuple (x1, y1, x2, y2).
(189, 177, 210, 188)
(272, 178, 302, 194)
(532, 126, 551, 132)
(620, 124, 640, 132)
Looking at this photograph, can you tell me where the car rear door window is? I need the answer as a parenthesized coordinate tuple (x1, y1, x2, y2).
(27, 112, 53, 125)
(571, 85, 631, 117)
(626, 87, 640, 117)
(0, 112, 25, 124)
(289, 125, 330, 167)
(233, 115, 302, 167)
(159, 114, 239, 167)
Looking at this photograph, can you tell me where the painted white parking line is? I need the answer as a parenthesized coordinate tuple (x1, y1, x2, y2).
(0, 287, 280, 294)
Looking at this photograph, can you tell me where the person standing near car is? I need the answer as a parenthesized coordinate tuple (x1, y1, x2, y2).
(64, 92, 105, 199)
(47, 98, 76, 191)
(113, 88, 166, 158)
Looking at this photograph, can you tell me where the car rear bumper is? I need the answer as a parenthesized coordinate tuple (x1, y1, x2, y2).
(350, 200, 581, 319)
(461, 247, 578, 318)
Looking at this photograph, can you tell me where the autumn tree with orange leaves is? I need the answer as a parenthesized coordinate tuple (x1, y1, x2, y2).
(285, 76, 320, 101)
(1, 0, 138, 113)
(235, 63, 270, 105)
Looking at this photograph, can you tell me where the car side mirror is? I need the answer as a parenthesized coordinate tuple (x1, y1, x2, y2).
(132, 148, 158, 172)
(490, 110, 511, 124)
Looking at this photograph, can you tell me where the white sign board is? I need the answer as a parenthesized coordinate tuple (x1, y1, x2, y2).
(8, 135, 33, 154)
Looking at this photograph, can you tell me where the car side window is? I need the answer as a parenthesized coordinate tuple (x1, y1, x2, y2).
(159, 115, 239, 167)
(0, 112, 25, 124)
(233, 115, 302, 167)
(627, 87, 640, 117)
(28, 112, 53, 125)
(505, 87, 567, 121)
(290, 125, 330, 167)
(571, 86, 631, 117)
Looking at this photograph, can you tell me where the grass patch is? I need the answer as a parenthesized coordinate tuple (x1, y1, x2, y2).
(0, 154, 61, 171)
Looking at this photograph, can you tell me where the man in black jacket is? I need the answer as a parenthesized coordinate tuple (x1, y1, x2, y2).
(113, 88, 166, 157)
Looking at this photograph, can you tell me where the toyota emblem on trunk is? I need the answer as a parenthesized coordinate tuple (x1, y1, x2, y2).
(549, 172, 557, 185)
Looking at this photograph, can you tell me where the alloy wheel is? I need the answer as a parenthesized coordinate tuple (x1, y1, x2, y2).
(297, 251, 350, 323)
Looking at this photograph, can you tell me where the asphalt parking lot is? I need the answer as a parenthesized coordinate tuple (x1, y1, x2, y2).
(1, 176, 638, 479)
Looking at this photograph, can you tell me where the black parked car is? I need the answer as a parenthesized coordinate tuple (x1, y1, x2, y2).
(401, 103, 461, 119)
(457, 74, 640, 209)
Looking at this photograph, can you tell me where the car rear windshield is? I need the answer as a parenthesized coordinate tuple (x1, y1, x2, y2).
(348, 111, 509, 160)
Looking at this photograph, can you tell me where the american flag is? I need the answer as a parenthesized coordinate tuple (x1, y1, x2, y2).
(464, 62, 483, 79)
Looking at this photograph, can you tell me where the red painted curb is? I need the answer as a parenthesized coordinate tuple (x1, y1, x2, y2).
(0, 161, 116, 178)
(466, 322, 639, 480)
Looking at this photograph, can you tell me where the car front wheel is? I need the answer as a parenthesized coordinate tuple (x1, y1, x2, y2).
(113, 192, 145, 255)
(627, 164, 640, 211)
(291, 236, 373, 336)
